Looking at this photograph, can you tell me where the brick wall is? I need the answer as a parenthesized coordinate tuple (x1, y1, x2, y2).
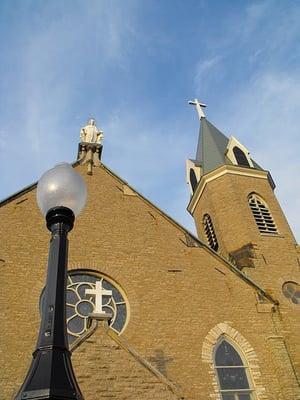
(1, 164, 299, 399)
(192, 168, 300, 395)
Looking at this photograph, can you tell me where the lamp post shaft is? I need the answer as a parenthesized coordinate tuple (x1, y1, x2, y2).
(15, 207, 83, 400)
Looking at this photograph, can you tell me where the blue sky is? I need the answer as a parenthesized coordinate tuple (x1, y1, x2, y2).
(0, 0, 299, 241)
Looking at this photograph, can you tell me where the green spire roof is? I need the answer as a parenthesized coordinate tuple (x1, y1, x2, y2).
(196, 118, 230, 174)
(195, 117, 267, 176)
(187, 99, 275, 187)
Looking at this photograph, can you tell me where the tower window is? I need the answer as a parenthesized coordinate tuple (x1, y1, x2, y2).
(214, 339, 253, 399)
(248, 193, 278, 234)
(203, 214, 219, 251)
(233, 146, 250, 167)
(189, 168, 198, 193)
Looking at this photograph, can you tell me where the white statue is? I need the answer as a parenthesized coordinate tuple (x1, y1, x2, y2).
(80, 118, 104, 144)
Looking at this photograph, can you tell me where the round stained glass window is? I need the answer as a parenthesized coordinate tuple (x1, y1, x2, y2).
(282, 281, 300, 305)
(40, 271, 128, 344)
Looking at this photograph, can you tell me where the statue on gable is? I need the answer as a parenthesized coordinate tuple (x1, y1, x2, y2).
(80, 118, 104, 144)
(78, 118, 104, 173)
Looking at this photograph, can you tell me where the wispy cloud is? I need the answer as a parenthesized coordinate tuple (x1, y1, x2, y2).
(0, 0, 299, 242)
(103, 106, 194, 201)
(193, 0, 300, 240)
(223, 71, 300, 240)
(192, 74, 300, 241)
(0, 0, 140, 191)
(195, 55, 222, 92)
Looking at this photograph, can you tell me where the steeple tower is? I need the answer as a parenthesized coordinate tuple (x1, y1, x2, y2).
(186, 101, 297, 286)
(186, 99, 269, 194)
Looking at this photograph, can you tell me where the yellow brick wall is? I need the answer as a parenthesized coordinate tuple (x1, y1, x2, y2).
(192, 169, 300, 394)
(1, 164, 299, 399)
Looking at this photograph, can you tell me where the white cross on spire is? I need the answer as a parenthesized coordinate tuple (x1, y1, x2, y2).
(85, 281, 112, 316)
(188, 99, 207, 120)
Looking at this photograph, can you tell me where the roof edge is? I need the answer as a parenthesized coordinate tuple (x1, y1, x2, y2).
(0, 160, 278, 305)
(99, 162, 278, 305)
(0, 161, 81, 207)
(0, 182, 37, 207)
(187, 164, 271, 214)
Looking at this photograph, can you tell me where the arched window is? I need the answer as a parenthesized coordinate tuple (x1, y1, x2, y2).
(203, 214, 219, 251)
(233, 146, 250, 167)
(215, 339, 253, 399)
(248, 193, 278, 234)
(189, 168, 198, 193)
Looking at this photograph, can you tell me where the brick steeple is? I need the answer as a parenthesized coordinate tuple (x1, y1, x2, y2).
(186, 101, 297, 289)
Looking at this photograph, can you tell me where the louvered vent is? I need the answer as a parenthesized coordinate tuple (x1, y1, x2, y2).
(203, 214, 219, 251)
(248, 193, 278, 234)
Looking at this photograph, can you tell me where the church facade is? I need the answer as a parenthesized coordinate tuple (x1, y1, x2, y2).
(1, 104, 300, 399)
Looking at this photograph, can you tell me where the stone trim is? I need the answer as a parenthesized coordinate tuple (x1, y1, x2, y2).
(226, 136, 254, 168)
(70, 318, 98, 352)
(108, 326, 184, 399)
(278, 275, 300, 289)
(202, 322, 267, 400)
(188, 164, 269, 214)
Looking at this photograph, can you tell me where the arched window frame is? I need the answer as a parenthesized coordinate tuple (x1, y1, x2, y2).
(214, 336, 254, 400)
(248, 193, 278, 235)
(202, 323, 266, 400)
(226, 136, 253, 168)
(186, 159, 201, 195)
(232, 146, 250, 167)
(203, 214, 219, 251)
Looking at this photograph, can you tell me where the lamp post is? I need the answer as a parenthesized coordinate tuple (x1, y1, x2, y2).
(16, 163, 87, 400)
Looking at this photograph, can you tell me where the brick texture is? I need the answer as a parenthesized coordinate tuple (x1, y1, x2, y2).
(0, 163, 299, 399)
(193, 168, 300, 397)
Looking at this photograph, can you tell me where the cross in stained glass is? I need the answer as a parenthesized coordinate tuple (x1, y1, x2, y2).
(85, 280, 112, 316)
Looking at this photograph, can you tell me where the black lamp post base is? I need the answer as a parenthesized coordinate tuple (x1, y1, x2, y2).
(15, 347, 83, 400)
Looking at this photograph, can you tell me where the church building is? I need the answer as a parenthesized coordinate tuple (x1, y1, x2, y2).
(1, 101, 299, 399)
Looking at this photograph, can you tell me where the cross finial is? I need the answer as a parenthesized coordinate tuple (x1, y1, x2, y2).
(188, 99, 206, 120)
